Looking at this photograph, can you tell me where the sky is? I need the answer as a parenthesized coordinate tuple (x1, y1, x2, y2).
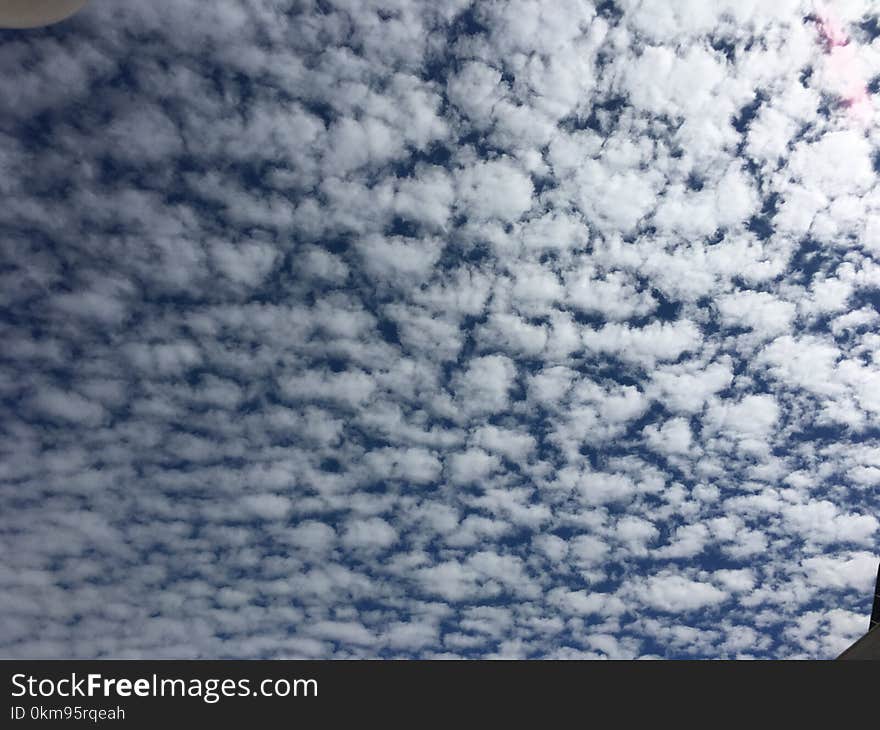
(2, 0, 880, 660)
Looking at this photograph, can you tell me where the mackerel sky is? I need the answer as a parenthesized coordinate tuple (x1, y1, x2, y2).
(3, 0, 880, 659)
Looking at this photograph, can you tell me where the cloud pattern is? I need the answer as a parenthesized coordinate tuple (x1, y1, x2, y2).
(3, 0, 880, 658)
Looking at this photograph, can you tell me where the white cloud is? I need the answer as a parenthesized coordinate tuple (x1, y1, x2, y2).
(456, 158, 534, 222)
(643, 417, 693, 456)
(642, 574, 729, 612)
(704, 394, 779, 440)
(342, 517, 398, 551)
(717, 291, 797, 338)
(582, 320, 702, 365)
(239, 494, 292, 520)
(4, 0, 879, 661)
(453, 354, 517, 416)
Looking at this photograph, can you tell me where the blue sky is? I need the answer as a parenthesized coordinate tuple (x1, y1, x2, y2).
(2, 0, 880, 659)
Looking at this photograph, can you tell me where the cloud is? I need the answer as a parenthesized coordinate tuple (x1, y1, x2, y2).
(342, 517, 398, 552)
(642, 574, 729, 613)
(2, 0, 879, 660)
(643, 417, 693, 456)
(453, 355, 517, 417)
(239, 494, 293, 521)
(455, 158, 535, 222)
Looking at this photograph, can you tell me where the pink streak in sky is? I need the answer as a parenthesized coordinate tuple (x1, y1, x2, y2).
(816, 4, 872, 124)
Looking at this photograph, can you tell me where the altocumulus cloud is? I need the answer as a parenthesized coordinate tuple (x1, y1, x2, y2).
(2, 0, 880, 659)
